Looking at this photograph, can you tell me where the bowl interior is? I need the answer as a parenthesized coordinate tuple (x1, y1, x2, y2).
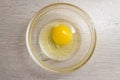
(26, 3, 96, 73)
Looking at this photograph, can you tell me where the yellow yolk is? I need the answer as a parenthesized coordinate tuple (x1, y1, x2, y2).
(52, 24, 72, 45)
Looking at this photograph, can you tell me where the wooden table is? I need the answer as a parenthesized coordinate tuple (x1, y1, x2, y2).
(0, 0, 120, 80)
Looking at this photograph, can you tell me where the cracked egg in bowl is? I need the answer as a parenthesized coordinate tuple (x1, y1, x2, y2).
(26, 3, 96, 73)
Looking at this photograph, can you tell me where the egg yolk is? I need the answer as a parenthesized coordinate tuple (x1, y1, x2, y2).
(52, 24, 72, 45)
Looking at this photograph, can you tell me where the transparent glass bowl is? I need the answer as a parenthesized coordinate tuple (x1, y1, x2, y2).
(26, 3, 96, 73)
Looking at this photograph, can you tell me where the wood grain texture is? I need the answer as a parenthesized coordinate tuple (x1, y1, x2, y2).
(0, 0, 120, 80)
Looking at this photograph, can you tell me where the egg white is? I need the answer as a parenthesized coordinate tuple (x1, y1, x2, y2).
(39, 20, 80, 61)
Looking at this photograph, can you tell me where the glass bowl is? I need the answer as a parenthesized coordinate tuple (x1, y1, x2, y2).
(26, 3, 96, 73)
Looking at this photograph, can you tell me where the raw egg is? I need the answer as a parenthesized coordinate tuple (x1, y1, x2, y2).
(39, 21, 80, 61)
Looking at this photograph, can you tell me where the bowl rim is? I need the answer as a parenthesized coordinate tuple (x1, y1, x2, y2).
(26, 2, 97, 73)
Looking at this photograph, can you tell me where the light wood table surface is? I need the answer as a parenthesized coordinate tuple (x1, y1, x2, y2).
(0, 0, 120, 80)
